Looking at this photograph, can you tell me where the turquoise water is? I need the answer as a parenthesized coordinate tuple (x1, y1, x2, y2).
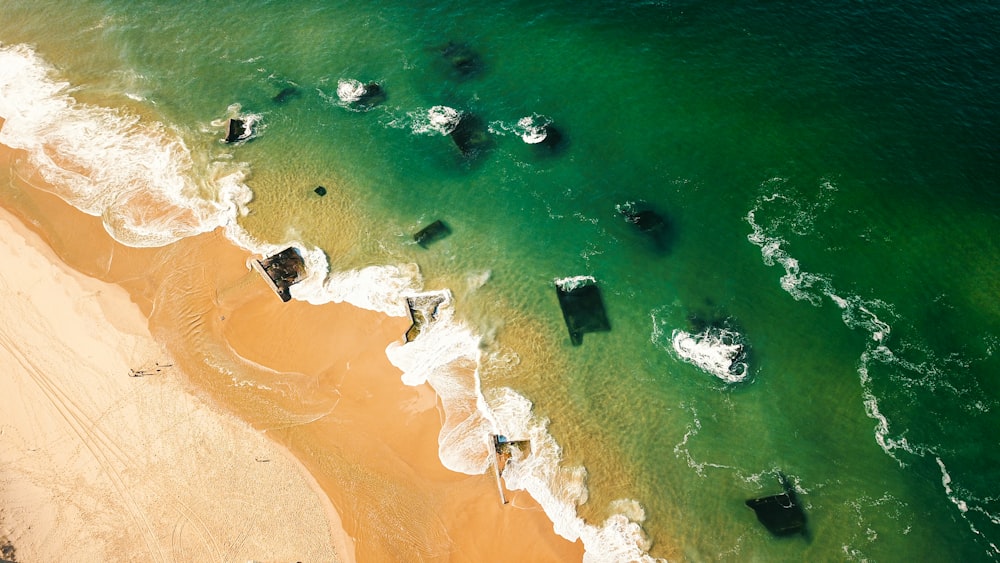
(2, 1, 999, 560)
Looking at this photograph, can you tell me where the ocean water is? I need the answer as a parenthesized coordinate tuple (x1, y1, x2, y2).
(2, 0, 999, 560)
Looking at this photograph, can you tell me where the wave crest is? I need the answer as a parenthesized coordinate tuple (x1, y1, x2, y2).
(0, 44, 252, 247)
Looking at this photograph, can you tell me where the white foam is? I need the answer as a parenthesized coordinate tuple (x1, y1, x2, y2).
(323, 263, 423, 317)
(405, 105, 461, 136)
(936, 457, 1000, 556)
(747, 178, 1000, 558)
(555, 275, 596, 291)
(0, 43, 251, 247)
(670, 327, 748, 383)
(516, 114, 552, 144)
(493, 387, 661, 562)
(486, 114, 552, 144)
(336, 79, 366, 103)
(385, 291, 494, 472)
(384, 290, 663, 561)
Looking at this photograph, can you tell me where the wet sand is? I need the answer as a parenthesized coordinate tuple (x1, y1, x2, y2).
(0, 143, 585, 561)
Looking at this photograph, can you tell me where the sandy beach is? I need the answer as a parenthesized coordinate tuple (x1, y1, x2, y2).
(0, 204, 349, 561)
(0, 143, 584, 561)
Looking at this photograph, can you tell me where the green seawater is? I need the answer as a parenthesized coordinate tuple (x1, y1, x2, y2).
(2, 0, 999, 560)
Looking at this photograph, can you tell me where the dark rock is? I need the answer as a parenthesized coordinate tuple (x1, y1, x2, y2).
(314, 186, 327, 197)
(746, 473, 807, 537)
(555, 278, 611, 346)
(413, 220, 452, 248)
(224, 118, 250, 143)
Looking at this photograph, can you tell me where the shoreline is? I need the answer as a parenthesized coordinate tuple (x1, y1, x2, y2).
(0, 142, 585, 561)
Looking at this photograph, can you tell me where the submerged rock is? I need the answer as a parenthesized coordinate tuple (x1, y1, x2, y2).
(516, 114, 565, 153)
(404, 292, 448, 342)
(441, 41, 482, 78)
(251, 247, 305, 302)
(313, 186, 327, 197)
(272, 86, 302, 104)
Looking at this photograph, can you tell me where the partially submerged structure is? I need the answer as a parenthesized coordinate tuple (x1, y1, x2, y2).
(517, 115, 566, 154)
(413, 219, 451, 248)
(619, 201, 673, 253)
(250, 247, 305, 302)
(355, 82, 386, 107)
(224, 117, 251, 143)
(488, 434, 531, 505)
(404, 292, 448, 342)
(746, 473, 807, 537)
(449, 112, 492, 157)
(555, 277, 611, 346)
(441, 41, 483, 78)
(336, 79, 386, 109)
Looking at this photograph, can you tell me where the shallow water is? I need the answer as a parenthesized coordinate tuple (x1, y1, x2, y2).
(2, 0, 999, 560)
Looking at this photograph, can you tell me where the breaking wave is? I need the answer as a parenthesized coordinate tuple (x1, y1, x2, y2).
(0, 43, 251, 247)
(383, 291, 661, 562)
(336, 78, 366, 103)
(488, 113, 553, 144)
(746, 176, 1000, 558)
(670, 327, 749, 383)
(0, 43, 661, 562)
(398, 105, 461, 136)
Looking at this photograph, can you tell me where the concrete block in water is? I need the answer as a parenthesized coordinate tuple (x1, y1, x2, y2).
(356, 82, 386, 107)
(413, 220, 451, 248)
(619, 202, 674, 253)
(404, 292, 447, 342)
(450, 113, 492, 157)
(533, 123, 565, 152)
(746, 474, 807, 537)
(224, 118, 251, 143)
(441, 41, 482, 78)
(518, 115, 566, 154)
(251, 247, 305, 302)
(555, 278, 611, 346)
(337, 79, 386, 108)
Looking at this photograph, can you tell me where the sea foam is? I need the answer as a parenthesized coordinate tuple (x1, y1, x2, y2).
(488, 113, 553, 144)
(747, 177, 1000, 557)
(670, 327, 748, 383)
(382, 289, 662, 562)
(0, 43, 251, 247)
(400, 105, 461, 136)
(1, 43, 662, 561)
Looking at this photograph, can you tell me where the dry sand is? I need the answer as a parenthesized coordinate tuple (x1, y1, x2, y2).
(0, 143, 585, 561)
(0, 205, 349, 562)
